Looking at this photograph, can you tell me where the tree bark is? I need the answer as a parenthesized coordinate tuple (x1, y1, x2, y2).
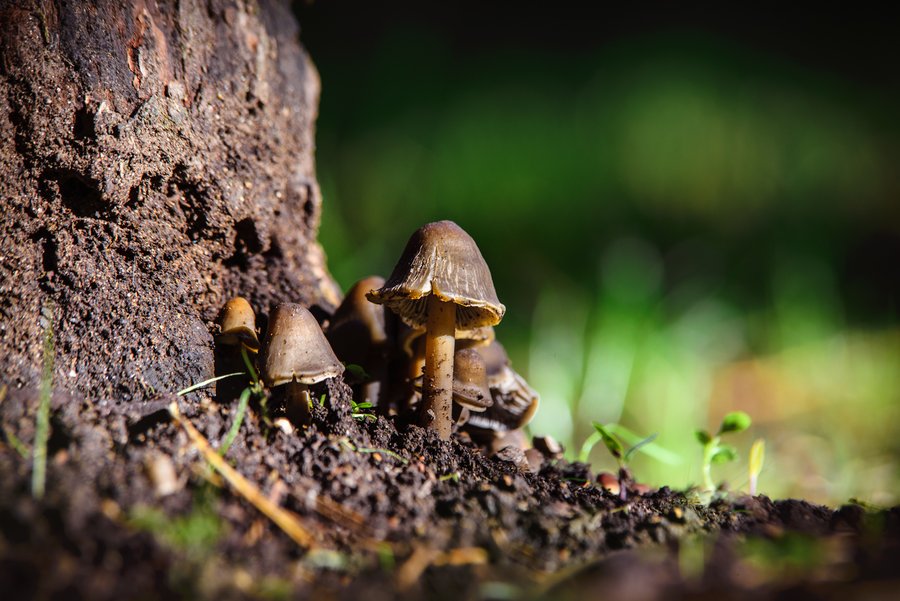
(0, 0, 340, 402)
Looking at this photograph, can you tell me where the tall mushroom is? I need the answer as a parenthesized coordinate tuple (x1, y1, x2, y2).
(367, 220, 505, 439)
(260, 303, 344, 427)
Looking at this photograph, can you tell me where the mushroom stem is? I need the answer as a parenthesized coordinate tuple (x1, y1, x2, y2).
(421, 295, 456, 439)
(285, 379, 311, 427)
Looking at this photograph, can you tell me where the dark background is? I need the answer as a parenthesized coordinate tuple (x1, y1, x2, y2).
(295, 2, 899, 504)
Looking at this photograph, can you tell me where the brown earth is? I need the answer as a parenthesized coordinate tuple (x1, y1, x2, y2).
(1, 375, 898, 600)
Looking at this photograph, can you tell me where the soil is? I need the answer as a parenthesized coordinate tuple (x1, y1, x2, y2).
(1, 372, 897, 600)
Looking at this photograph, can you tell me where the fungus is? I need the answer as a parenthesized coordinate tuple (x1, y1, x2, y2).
(260, 303, 344, 427)
(368, 221, 504, 439)
(451, 347, 493, 413)
(464, 340, 539, 440)
(218, 297, 260, 351)
(326, 276, 390, 405)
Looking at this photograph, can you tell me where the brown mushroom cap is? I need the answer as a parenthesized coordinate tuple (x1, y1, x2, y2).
(326, 276, 388, 374)
(261, 303, 344, 387)
(366, 221, 505, 329)
(465, 340, 539, 434)
(218, 297, 260, 351)
(452, 347, 493, 412)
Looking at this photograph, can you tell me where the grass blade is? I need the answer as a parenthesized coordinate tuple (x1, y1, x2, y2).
(32, 303, 55, 499)
(176, 372, 244, 396)
(218, 387, 251, 456)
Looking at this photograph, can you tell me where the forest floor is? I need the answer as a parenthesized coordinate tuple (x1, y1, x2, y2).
(1, 373, 898, 601)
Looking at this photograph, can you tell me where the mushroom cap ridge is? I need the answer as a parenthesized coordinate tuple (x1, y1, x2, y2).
(367, 221, 505, 329)
(261, 303, 344, 387)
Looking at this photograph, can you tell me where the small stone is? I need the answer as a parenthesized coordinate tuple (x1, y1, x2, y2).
(597, 471, 620, 496)
(524, 448, 544, 473)
(146, 453, 180, 497)
(494, 445, 529, 473)
(273, 418, 294, 435)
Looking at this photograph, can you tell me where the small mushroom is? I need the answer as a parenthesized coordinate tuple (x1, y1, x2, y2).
(464, 340, 539, 440)
(326, 276, 390, 405)
(218, 296, 260, 351)
(533, 435, 564, 460)
(260, 303, 344, 427)
(451, 347, 493, 413)
(367, 221, 504, 439)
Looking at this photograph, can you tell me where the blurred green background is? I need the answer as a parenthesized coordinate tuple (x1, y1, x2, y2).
(296, 3, 899, 506)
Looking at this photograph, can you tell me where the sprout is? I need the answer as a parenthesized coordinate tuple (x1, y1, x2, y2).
(696, 411, 752, 493)
(591, 422, 657, 500)
(748, 438, 766, 496)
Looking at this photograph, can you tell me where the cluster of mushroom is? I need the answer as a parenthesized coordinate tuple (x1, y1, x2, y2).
(217, 220, 539, 448)
(219, 297, 344, 428)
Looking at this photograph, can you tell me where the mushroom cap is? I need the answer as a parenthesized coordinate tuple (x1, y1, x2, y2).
(452, 347, 493, 412)
(261, 303, 344, 387)
(366, 221, 505, 329)
(218, 296, 260, 351)
(464, 341, 539, 434)
(326, 276, 389, 374)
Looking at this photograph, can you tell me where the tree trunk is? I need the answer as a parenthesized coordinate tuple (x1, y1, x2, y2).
(0, 0, 340, 402)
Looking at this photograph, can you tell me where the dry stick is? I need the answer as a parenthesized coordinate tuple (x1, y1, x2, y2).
(168, 401, 315, 548)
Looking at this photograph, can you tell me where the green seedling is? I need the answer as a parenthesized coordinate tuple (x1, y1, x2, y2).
(591, 421, 657, 500)
(218, 388, 251, 456)
(439, 471, 460, 483)
(748, 438, 765, 496)
(696, 410, 752, 492)
(344, 363, 370, 382)
(350, 399, 377, 422)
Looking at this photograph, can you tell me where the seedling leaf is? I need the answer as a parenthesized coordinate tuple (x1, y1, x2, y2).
(749, 438, 765, 476)
(624, 432, 658, 463)
(718, 411, 751, 435)
(711, 444, 738, 464)
(344, 363, 370, 381)
(592, 422, 623, 460)
(695, 430, 712, 445)
(218, 387, 251, 456)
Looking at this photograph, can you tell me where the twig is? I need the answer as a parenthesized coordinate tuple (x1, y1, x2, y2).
(168, 401, 316, 548)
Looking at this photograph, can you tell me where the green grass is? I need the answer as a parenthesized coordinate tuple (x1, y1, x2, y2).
(32, 303, 54, 500)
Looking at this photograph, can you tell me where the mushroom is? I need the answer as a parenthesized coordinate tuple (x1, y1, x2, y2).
(260, 303, 344, 427)
(451, 347, 493, 413)
(218, 297, 261, 351)
(464, 340, 539, 441)
(218, 296, 262, 385)
(326, 276, 390, 405)
(367, 221, 504, 439)
(399, 324, 497, 413)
